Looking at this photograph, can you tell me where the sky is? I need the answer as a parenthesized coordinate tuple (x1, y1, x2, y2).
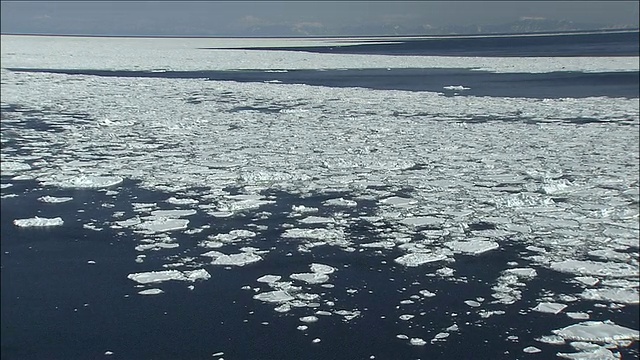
(1, 1, 639, 36)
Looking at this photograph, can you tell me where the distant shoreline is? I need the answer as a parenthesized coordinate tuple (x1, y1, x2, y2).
(1, 28, 638, 40)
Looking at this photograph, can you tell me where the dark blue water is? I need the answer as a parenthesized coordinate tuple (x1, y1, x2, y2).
(206, 30, 640, 57)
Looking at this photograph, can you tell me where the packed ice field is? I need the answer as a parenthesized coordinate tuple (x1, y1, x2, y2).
(1, 35, 639, 358)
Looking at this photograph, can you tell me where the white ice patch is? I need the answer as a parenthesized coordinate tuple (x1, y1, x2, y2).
(3, 161, 31, 172)
(13, 216, 64, 227)
(445, 239, 499, 255)
(43, 175, 123, 189)
(550, 260, 639, 278)
(523, 346, 542, 353)
(299, 216, 334, 224)
(149, 209, 197, 218)
(138, 288, 164, 295)
(379, 196, 417, 207)
(127, 269, 210, 284)
(211, 252, 262, 266)
(394, 252, 448, 267)
(38, 196, 73, 203)
(310, 263, 336, 275)
(532, 302, 568, 314)
(400, 216, 443, 228)
(443, 85, 470, 91)
(136, 218, 189, 233)
(322, 198, 357, 207)
(165, 196, 199, 205)
(410, 338, 427, 346)
(257, 275, 282, 284)
(253, 290, 295, 303)
(580, 288, 639, 304)
(552, 321, 640, 344)
(290, 272, 330, 284)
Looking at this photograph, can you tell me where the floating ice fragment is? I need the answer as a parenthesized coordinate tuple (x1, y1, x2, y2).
(580, 288, 639, 304)
(567, 312, 590, 320)
(212, 253, 262, 266)
(3, 162, 31, 172)
(300, 316, 319, 323)
(443, 85, 470, 90)
(297, 325, 308, 331)
(322, 198, 357, 207)
(312, 338, 321, 344)
(553, 321, 640, 343)
(38, 196, 73, 203)
(127, 270, 186, 284)
(557, 345, 620, 360)
(400, 216, 443, 227)
(290, 272, 330, 284)
(165, 197, 198, 205)
(137, 218, 189, 233)
(445, 240, 499, 255)
(394, 252, 448, 267)
(419, 290, 436, 297)
(138, 288, 164, 295)
(291, 205, 318, 213)
(464, 300, 482, 307)
(299, 216, 334, 224)
(396, 334, 409, 340)
(380, 197, 417, 207)
(433, 332, 449, 340)
(410, 338, 427, 346)
(505, 268, 538, 278)
(253, 291, 295, 303)
(184, 269, 211, 282)
(575, 277, 600, 286)
(47, 175, 123, 189)
(257, 275, 281, 284)
(13, 216, 64, 227)
(550, 260, 638, 278)
(523, 346, 542, 353)
(310, 263, 336, 275)
(532, 302, 567, 314)
(399, 314, 414, 321)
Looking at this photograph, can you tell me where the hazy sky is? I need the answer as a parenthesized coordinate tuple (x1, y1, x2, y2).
(1, 1, 639, 36)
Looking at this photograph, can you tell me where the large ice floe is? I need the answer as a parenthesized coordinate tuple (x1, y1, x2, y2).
(1, 34, 639, 358)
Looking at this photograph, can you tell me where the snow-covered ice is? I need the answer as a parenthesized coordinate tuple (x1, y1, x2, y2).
(13, 216, 64, 227)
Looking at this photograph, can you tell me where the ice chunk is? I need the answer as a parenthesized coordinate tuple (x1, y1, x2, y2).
(580, 288, 639, 304)
(532, 302, 567, 314)
(49, 175, 123, 189)
(400, 216, 443, 227)
(13, 216, 64, 227)
(291, 205, 318, 213)
(553, 321, 640, 343)
(410, 338, 427, 346)
(281, 228, 344, 240)
(300, 316, 319, 323)
(299, 216, 334, 224)
(184, 269, 211, 282)
(322, 198, 357, 207)
(567, 312, 590, 320)
(212, 253, 262, 266)
(165, 197, 199, 205)
(290, 273, 330, 284)
(127, 270, 186, 284)
(310, 263, 336, 275)
(38, 196, 73, 203)
(399, 314, 414, 321)
(445, 239, 499, 255)
(380, 196, 417, 207)
(575, 277, 600, 286)
(257, 275, 281, 283)
(419, 290, 436, 297)
(557, 344, 620, 360)
(138, 288, 164, 295)
(394, 252, 447, 267)
(3, 161, 31, 172)
(137, 218, 189, 233)
(523, 346, 542, 353)
(464, 300, 482, 307)
(550, 260, 638, 278)
(253, 290, 295, 303)
(505, 268, 538, 278)
(443, 85, 470, 90)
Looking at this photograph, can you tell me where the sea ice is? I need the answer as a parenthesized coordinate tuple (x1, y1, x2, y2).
(379, 196, 417, 207)
(290, 272, 330, 284)
(127, 270, 187, 284)
(310, 263, 336, 275)
(149, 209, 197, 218)
(166, 196, 199, 205)
(136, 218, 189, 233)
(394, 252, 448, 267)
(550, 260, 638, 278)
(532, 302, 568, 314)
(38, 196, 73, 203)
(445, 239, 499, 255)
(212, 252, 262, 266)
(322, 198, 357, 207)
(300, 316, 319, 323)
(299, 216, 334, 224)
(410, 338, 427, 346)
(523, 346, 542, 353)
(257, 275, 282, 284)
(138, 288, 164, 295)
(13, 216, 64, 227)
(443, 85, 470, 90)
(400, 216, 443, 227)
(575, 277, 600, 286)
(253, 290, 295, 303)
(553, 321, 640, 343)
(47, 175, 123, 189)
(580, 288, 639, 304)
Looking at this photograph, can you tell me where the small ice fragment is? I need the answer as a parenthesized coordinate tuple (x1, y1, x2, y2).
(166, 197, 198, 205)
(290, 272, 330, 284)
(575, 277, 600, 286)
(300, 316, 319, 323)
(128, 270, 186, 284)
(87, 260, 96, 264)
(297, 325, 308, 331)
(400, 216, 443, 227)
(433, 332, 449, 340)
(419, 289, 436, 297)
(104, 351, 114, 355)
(553, 321, 640, 343)
(212, 352, 224, 357)
(566, 312, 590, 320)
(212, 253, 262, 266)
(396, 334, 409, 340)
(322, 198, 357, 207)
(14, 216, 64, 227)
(443, 85, 470, 90)
(410, 338, 427, 346)
(138, 288, 164, 295)
(446, 324, 459, 332)
(394, 253, 447, 267)
(399, 314, 414, 321)
(257, 275, 281, 283)
(445, 240, 499, 255)
(312, 338, 321, 344)
(464, 300, 481, 307)
(310, 263, 336, 274)
(253, 291, 294, 303)
(532, 302, 567, 314)
(38, 196, 73, 203)
(523, 346, 541, 353)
